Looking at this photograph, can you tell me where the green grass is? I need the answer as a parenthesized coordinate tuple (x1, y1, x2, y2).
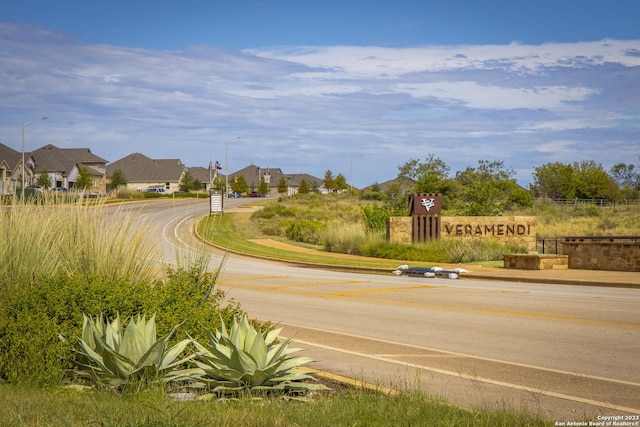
(197, 198, 525, 267)
(198, 194, 640, 267)
(0, 194, 559, 425)
(0, 384, 553, 427)
(197, 213, 405, 269)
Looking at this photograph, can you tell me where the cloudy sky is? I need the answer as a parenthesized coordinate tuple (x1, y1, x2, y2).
(2, 0, 639, 187)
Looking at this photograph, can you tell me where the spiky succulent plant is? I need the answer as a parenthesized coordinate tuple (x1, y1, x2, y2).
(72, 313, 197, 389)
(192, 314, 326, 397)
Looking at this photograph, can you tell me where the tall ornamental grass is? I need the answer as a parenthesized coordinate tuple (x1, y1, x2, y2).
(0, 194, 158, 288)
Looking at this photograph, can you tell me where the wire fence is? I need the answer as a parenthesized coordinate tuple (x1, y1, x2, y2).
(544, 198, 640, 207)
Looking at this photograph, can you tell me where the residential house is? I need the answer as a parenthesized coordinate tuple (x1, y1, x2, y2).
(106, 153, 186, 194)
(30, 144, 108, 193)
(0, 143, 36, 195)
(229, 164, 324, 196)
(187, 166, 220, 191)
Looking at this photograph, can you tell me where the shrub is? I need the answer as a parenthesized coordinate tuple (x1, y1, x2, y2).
(0, 269, 244, 387)
(358, 238, 526, 264)
(116, 187, 144, 199)
(252, 204, 296, 220)
(361, 205, 389, 233)
(322, 221, 369, 254)
(284, 220, 324, 244)
(444, 239, 526, 263)
(359, 239, 451, 263)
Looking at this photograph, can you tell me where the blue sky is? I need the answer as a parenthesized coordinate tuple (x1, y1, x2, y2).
(2, 1, 639, 187)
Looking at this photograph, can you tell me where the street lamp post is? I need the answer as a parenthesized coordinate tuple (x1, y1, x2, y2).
(21, 116, 47, 199)
(225, 136, 241, 199)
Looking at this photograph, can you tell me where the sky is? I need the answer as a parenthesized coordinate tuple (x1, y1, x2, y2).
(1, 1, 639, 188)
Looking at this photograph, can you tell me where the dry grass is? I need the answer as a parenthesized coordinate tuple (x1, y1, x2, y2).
(525, 203, 640, 237)
(0, 193, 158, 287)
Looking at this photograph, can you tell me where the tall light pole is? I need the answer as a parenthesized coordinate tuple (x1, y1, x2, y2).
(225, 136, 241, 199)
(21, 116, 47, 199)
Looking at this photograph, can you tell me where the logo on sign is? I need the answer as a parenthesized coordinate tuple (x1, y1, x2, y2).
(421, 198, 436, 212)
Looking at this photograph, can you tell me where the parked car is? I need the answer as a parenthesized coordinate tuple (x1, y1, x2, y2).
(249, 191, 263, 197)
(25, 185, 44, 193)
(228, 192, 241, 198)
(51, 187, 68, 193)
(21, 185, 44, 199)
(141, 188, 165, 193)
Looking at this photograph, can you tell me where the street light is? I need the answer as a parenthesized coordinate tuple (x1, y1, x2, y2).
(21, 116, 47, 199)
(225, 136, 241, 199)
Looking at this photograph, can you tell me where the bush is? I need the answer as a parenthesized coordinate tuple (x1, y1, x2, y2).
(252, 204, 296, 220)
(116, 187, 144, 199)
(359, 240, 451, 263)
(0, 268, 244, 387)
(322, 221, 369, 254)
(284, 219, 324, 244)
(358, 238, 526, 264)
(361, 205, 389, 233)
(444, 239, 526, 263)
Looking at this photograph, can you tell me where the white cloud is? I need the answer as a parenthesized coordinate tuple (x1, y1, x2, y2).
(1, 23, 639, 187)
(392, 81, 599, 110)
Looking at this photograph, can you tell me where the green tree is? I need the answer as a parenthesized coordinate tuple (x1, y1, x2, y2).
(298, 179, 309, 194)
(258, 176, 269, 196)
(610, 158, 640, 191)
(335, 173, 348, 192)
(75, 167, 93, 190)
(110, 168, 127, 189)
(212, 173, 225, 190)
(231, 175, 249, 195)
(453, 160, 515, 216)
(394, 155, 453, 210)
(397, 154, 451, 195)
(323, 170, 336, 192)
(179, 170, 197, 192)
(277, 176, 288, 195)
(531, 162, 576, 199)
(573, 160, 615, 200)
(36, 169, 52, 189)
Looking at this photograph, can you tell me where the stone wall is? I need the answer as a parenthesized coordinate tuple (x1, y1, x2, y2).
(440, 216, 536, 252)
(387, 215, 536, 252)
(562, 240, 640, 272)
(387, 217, 412, 244)
(504, 254, 568, 270)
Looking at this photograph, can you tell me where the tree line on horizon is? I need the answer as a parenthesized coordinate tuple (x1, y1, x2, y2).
(356, 155, 640, 216)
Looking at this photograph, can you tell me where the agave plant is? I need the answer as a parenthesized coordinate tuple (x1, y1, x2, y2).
(72, 313, 198, 389)
(192, 314, 327, 397)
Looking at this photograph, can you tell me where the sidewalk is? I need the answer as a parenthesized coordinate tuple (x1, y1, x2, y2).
(247, 238, 640, 289)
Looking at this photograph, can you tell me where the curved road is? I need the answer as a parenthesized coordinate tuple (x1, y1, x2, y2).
(132, 198, 640, 422)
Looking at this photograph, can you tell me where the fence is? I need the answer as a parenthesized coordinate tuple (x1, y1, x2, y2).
(537, 237, 563, 254)
(545, 198, 640, 207)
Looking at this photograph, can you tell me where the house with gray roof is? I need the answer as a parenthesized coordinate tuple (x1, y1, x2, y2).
(0, 143, 36, 195)
(30, 144, 108, 193)
(106, 153, 186, 194)
(187, 166, 222, 191)
(229, 164, 324, 196)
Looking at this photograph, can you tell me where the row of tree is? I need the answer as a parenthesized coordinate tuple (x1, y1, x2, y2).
(361, 155, 640, 216)
(531, 159, 640, 200)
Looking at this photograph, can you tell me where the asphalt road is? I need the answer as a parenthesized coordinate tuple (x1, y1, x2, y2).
(134, 198, 640, 422)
